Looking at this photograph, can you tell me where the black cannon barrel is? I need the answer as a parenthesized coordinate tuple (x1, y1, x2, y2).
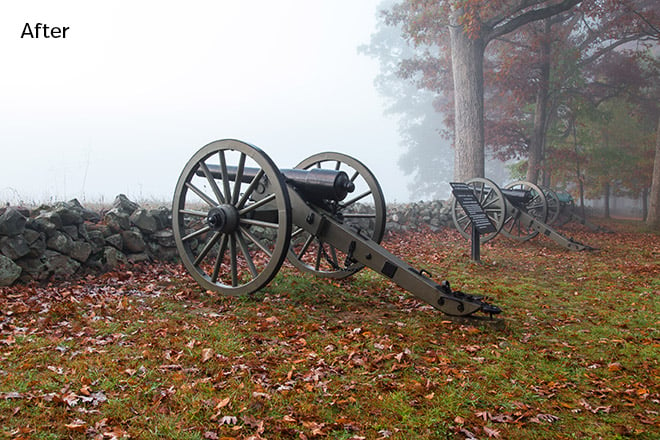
(501, 188, 532, 206)
(197, 164, 355, 202)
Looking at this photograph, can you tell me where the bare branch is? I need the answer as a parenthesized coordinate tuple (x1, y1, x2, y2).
(486, 0, 582, 42)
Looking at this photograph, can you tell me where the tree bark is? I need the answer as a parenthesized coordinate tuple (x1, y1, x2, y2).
(603, 181, 610, 219)
(646, 115, 660, 229)
(642, 187, 648, 221)
(450, 11, 485, 181)
(526, 19, 552, 184)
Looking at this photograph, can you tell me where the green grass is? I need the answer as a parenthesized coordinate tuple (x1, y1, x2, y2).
(0, 222, 658, 439)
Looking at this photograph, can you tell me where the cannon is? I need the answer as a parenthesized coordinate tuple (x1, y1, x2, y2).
(451, 178, 593, 251)
(172, 139, 501, 318)
(537, 187, 610, 232)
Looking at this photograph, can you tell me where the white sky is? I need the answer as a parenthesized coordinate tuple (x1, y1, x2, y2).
(1, 0, 415, 205)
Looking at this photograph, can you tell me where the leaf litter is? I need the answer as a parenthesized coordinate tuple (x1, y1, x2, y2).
(0, 224, 658, 438)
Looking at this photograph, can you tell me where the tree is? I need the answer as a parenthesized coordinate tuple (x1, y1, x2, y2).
(485, 1, 659, 185)
(648, 115, 660, 228)
(360, 3, 453, 199)
(386, 0, 581, 181)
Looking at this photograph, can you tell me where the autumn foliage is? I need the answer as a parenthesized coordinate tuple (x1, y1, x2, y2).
(0, 221, 658, 439)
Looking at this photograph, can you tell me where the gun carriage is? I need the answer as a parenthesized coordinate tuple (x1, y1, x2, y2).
(173, 139, 501, 318)
(450, 178, 592, 251)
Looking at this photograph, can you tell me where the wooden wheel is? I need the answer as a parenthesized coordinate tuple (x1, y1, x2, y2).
(501, 181, 548, 242)
(541, 186, 561, 225)
(451, 177, 506, 243)
(554, 191, 575, 226)
(287, 152, 386, 279)
(172, 139, 291, 296)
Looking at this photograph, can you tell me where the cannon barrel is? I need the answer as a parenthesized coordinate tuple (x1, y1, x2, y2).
(197, 164, 355, 202)
(501, 188, 532, 206)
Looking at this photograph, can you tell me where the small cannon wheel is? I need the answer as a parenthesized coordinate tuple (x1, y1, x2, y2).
(172, 139, 291, 296)
(287, 152, 386, 279)
(451, 177, 506, 243)
(501, 181, 548, 242)
(541, 185, 561, 225)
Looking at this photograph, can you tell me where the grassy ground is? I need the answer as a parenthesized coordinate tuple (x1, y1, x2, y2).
(0, 221, 658, 439)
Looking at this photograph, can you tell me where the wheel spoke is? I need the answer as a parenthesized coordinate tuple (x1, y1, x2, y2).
(456, 212, 469, 224)
(218, 150, 232, 203)
(229, 234, 238, 287)
(238, 193, 276, 215)
(236, 230, 258, 278)
(329, 245, 339, 266)
(340, 190, 372, 209)
(182, 225, 211, 242)
(180, 209, 208, 217)
(240, 218, 280, 229)
(232, 153, 246, 205)
(482, 186, 493, 205)
(211, 234, 229, 283)
(194, 231, 221, 266)
(236, 169, 265, 209)
(240, 226, 272, 257)
(349, 170, 360, 182)
(481, 197, 501, 209)
(297, 234, 314, 259)
(199, 162, 226, 205)
(314, 243, 322, 270)
(185, 182, 217, 208)
(335, 160, 341, 171)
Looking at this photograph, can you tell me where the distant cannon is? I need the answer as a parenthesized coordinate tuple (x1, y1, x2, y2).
(172, 139, 501, 318)
(451, 178, 593, 251)
(538, 187, 609, 232)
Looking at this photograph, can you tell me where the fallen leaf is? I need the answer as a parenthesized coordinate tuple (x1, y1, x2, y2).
(215, 397, 231, 409)
(65, 419, 86, 430)
(219, 415, 237, 425)
(484, 426, 501, 438)
(607, 362, 623, 372)
(459, 428, 478, 439)
(201, 348, 214, 363)
(530, 413, 560, 424)
(242, 415, 265, 434)
(475, 411, 492, 421)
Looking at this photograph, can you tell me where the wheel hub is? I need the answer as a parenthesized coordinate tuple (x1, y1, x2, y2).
(207, 205, 239, 233)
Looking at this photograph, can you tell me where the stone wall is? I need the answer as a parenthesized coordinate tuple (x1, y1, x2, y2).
(386, 200, 454, 233)
(0, 195, 455, 286)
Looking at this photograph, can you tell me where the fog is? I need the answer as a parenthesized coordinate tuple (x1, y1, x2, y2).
(1, 0, 419, 206)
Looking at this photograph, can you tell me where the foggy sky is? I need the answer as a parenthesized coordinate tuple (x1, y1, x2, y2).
(1, 0, 419, 206)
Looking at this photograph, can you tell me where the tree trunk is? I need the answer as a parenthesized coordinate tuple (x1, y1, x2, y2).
(579, 178, 586, 219)
(603, 181, 610, 219)
(526, 19, 552, 185)
(450, 11, 485, 182)
(646, 115, 660, 229)
(642, 187, 648, 221)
